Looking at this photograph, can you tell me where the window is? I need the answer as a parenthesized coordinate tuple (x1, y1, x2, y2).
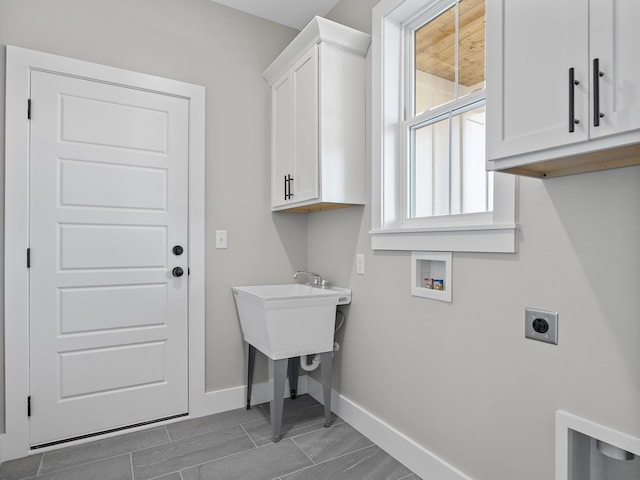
(407, 0, 489, 219)
(371, 0, 517, 253)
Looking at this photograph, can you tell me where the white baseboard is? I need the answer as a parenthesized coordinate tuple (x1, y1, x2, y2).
(2, 375, 473, 480)
(199, 376, 309, 416)
(306, 377, 473, 480)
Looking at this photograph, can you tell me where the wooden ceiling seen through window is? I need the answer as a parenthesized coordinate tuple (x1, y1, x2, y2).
(414, 0, 485, 87)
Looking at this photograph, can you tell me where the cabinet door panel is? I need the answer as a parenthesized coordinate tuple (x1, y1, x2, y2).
(291, 45, 319, 203)
(271, 74, 293, 207)
(590, 0, 640, 139)
(487, 0, 589, 160)
(319, 43, 366, 204)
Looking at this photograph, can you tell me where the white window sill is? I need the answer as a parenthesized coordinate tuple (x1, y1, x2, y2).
(370, 223, 518, 253)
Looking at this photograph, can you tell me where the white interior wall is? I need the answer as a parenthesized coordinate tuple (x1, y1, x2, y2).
(318, 1, 640, 480)
(0, 0, 307, 433)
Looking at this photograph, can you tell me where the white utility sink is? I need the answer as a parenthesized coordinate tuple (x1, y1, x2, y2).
(232, 284, 351, 360)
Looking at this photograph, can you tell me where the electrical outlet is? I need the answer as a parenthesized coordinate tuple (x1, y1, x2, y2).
(525, 308, 558, 345)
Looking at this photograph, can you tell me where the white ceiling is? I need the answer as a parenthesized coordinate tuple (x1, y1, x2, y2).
(210, 0, 341, 30)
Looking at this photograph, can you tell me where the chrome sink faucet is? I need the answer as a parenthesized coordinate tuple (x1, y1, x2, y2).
(293, 270, 326, 287)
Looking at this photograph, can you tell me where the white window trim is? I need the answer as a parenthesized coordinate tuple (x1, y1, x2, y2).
(371, 0, 518, 253)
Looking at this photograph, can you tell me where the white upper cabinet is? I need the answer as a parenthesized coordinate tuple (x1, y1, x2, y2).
(486, 0, 640, 178)
(263, 17, 370, 211)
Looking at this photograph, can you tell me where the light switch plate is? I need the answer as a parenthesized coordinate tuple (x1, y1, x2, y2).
(215, 230, 227, 249)
(356, 254, 365, 275)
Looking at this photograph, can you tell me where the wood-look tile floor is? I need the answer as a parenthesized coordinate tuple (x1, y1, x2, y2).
(0, 395, 420, 480)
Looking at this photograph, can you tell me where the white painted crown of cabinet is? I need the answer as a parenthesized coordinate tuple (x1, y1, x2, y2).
(263, 17, 370, 212)
(486, 0, 640, 178)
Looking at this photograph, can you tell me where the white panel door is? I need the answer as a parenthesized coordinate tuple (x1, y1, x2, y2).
(29, 70, 189, 446)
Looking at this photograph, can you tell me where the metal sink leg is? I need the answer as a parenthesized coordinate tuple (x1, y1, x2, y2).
(319, 351, 333, 427)
(245, 343, 256, 410)
(288, 356, 300, 399)
(269, 357, 288, 442)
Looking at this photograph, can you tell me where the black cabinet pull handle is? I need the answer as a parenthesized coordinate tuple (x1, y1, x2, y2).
(569, 68, 578, 132)
(593, 58, 603, 127)
(283, 174, 294, 200)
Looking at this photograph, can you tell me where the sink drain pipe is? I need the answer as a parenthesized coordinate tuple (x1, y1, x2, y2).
(300, 355, 322, 371)
(299, 309, 345, 372)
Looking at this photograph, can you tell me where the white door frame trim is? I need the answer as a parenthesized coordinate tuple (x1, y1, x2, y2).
(3, 45, 206, 460)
